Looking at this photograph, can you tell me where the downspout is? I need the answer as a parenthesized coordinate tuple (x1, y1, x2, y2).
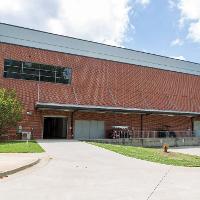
(140, 114, 144, 146)
(37, 70, 41, 102)
(70, 110, 78, 139)
(140, 114, 144, 138)
(70, 111, 75, 139)
(191, 117, 194, 136)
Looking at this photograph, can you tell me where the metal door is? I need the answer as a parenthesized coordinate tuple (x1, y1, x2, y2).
(194, 121, 200, 137)
(74, 120, 105, 139)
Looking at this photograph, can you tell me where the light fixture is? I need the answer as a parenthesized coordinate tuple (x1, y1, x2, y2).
(26, 111, 33, 116)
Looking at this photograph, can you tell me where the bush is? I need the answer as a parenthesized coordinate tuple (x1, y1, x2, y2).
(0, 89, 23, 135)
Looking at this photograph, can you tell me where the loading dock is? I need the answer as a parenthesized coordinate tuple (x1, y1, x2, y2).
(43, 117, 67, 139)
(74, 120, 105, 140)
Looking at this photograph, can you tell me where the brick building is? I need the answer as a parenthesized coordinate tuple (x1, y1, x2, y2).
(0, 23, 200, 139)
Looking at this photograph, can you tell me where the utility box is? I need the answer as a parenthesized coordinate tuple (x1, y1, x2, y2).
(21, 131, 32, 140)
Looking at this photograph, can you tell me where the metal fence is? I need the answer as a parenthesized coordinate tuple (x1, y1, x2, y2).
(110, 129, 197, 139)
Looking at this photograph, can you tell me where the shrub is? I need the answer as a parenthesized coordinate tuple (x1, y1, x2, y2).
(0, 88, 23, 135)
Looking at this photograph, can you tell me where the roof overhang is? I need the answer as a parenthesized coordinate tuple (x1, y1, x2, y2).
(35, 102, 200, 117)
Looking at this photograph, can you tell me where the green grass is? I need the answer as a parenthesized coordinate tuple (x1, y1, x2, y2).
(90, 142, 200, 167)
(0, 141, 44, 153)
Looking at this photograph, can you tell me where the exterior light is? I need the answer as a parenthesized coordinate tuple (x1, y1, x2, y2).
(27, 111, 32, 116)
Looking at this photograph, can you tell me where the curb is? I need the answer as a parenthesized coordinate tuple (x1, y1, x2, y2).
(0, 158, 40, 178)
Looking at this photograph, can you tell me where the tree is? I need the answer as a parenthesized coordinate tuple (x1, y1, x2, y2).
(0, 88, 23, 135)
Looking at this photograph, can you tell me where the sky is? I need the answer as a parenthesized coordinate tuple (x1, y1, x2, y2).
(0, 0, 200, 63)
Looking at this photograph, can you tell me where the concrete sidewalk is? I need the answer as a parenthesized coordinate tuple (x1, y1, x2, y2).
(0, 153, 46, 177)
(1, 141, 200, 200)
(170, 146, 200, 156)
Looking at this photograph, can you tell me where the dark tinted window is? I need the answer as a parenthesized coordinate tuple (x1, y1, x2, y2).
(4, 59, 72, 84)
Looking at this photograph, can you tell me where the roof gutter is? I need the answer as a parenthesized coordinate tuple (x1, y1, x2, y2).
(35, 102, 200, 117)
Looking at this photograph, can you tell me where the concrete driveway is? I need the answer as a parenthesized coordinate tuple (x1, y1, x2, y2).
(0, 140, 200, 200)
(170, 146, 200, 156)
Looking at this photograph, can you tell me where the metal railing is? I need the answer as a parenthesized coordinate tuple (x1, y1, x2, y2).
(110, 130, 197, 139)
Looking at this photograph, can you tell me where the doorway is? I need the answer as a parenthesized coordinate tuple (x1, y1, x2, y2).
(74, 120, 105, 139)
(194, 121, 200, 137)
(43, 117, 67, 139)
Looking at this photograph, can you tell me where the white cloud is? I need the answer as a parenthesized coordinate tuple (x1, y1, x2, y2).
(170, 38, 184, 46)
(136, 0, 150, 7)
(47, 0, 131, 46)
(171, 55, 186, 60)
(178, 0, 200, 21)
(187, 20, 200, 42)
(168, 0, 176, 9)
(0, 0, 132, 46)
(0, 0, 24, 12)
(177, 0, 200, 43)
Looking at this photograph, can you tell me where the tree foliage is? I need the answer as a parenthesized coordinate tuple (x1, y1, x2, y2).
(0, 89, 23, 135)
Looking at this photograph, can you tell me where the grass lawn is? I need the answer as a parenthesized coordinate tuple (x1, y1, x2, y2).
(90, 142, 200, 167)
(0, 141, 44, 153)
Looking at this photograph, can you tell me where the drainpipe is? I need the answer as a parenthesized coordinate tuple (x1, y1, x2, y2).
(140, 114, 144, 138)
(70, 111, 75, 139)
(140, 114, 144, 147)
(70, 110, 78, 139)
(191, 117, 194, 137)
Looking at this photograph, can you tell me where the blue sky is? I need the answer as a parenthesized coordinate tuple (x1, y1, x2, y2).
(0, 0, 200, 63)
(125, 0, 200, 63)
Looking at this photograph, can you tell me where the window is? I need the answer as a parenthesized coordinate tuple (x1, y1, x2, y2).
(4, 59, 72, 84)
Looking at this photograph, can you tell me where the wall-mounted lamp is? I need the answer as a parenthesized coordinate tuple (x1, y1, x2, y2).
(27, 111, 33, 116)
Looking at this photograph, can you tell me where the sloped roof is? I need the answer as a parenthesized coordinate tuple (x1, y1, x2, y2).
(0, 22, 200, 76)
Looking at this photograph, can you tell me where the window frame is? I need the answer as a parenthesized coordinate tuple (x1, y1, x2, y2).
(3, 59, 72, 85)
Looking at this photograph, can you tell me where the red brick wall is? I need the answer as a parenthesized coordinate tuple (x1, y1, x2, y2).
(142, 115, 193, 137)
(0, 43, 199, 139)
(1, 43, 200, 112)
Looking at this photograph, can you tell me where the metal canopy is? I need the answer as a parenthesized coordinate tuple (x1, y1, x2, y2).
(35, 102, 200, 117)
